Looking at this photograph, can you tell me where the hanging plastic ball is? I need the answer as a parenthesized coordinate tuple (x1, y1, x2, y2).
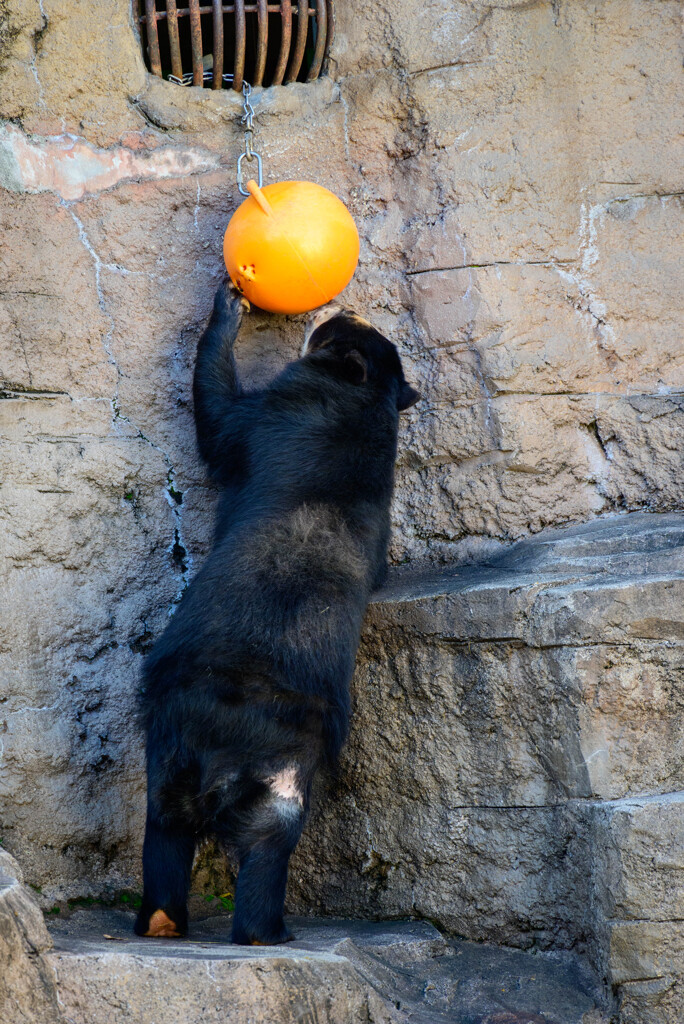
(223, 180, 360, 315)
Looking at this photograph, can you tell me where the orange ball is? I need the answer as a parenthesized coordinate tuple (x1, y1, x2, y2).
(223, 179, 360, 315)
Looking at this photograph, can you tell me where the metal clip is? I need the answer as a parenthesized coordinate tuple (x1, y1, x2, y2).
(237, 152, 263, 196)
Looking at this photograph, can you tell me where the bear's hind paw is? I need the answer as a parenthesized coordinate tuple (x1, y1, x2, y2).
(141, 909, 182, 938)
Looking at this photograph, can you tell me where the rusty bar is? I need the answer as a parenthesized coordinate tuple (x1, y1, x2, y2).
(272, 0, 292, 86)
(139, 3, 330, 85)
(142, 6, 320, 20)
(306, 0, 326, 81)
(212, 0, 224, 87)
(233, 0, 245, 89)
(325, 0, 334, 70)
(254, 0, 268, 86)
(144, 0, 162, 76)
(285, 0, 308, 82)
(165, 0, 183, 80)
(188, 0, 204, 86)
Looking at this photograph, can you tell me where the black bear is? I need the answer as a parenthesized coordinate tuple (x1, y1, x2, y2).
(135, 283, 419, 945)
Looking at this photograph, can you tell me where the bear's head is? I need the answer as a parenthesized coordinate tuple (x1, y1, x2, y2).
(302, 305, 420, 411)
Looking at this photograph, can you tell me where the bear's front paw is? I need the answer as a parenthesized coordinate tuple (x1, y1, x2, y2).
(213, 278, 251, 326)
(225, 278, 251, 313)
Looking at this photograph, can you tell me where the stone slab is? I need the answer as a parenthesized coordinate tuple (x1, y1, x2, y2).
(46, 908, 606, 1024)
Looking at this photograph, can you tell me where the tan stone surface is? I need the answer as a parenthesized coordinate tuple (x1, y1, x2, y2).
(0, 0, 145, 143)
(0, 192, 112, 399)
(0, 390, 174, 898)
(608, 920, 684, 994)
(582, 794, 684, 1022)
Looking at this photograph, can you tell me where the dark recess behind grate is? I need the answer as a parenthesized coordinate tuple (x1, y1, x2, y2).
(137, 1, 333, 90)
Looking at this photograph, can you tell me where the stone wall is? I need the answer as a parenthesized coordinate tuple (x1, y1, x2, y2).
(290, 513, 684, 1023)
(1, 1, 683, 1021)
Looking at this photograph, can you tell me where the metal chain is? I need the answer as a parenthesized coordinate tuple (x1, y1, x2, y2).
(237, 81, 263, 197)
(168, 71, 235, 87)
(167, 72, 263, 196)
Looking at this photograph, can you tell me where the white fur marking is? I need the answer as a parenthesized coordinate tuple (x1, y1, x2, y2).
(266, 767, 304, 806)
(302, 303, 345, 354)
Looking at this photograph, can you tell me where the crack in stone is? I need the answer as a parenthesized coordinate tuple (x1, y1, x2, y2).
(17, 329, 33, 386)
(128, 94, 172, 133)
(0, 290, 59, 297)
(193, 181, 201, 233)
(427, 791, 684, 810)
(607, 191, 684, 204)
(335, 83, 353, 169)
(0, 386, 70, 399)
(407, 259, 576, 276)
(395, 624, 684, 651)
(6, 700, 60, 716)
(488, 389, 684, 398)
(28, 2, 48, 110)
(408, 59, 491, 77)
(64, 205, 120, 399)
(551, 202, 623, 372)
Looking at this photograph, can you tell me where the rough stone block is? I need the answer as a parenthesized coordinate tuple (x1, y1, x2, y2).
(587, 793, 684, 1023)
(44, 909, 606, 1024)
(592, 794, 684, 925)
(0, 854, 60, 1024)
(290, 515, 684, 948)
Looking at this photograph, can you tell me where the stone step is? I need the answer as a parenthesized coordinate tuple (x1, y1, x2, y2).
(287, 513, 684, 947)
(284, 512, 684, 1024)
(46, 908, 607, 1024)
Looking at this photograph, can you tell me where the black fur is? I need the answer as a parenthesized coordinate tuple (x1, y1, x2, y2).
(135, 285, 419, 945)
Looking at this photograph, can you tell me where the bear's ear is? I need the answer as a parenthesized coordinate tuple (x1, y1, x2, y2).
(398, 382, 420, 410)
(342, 349, 368, 385)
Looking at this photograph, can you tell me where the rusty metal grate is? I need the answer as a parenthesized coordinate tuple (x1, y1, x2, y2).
(137, 1, 334, 90)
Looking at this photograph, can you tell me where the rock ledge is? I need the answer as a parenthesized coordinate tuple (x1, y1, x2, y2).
(46, 908, 607, 1024)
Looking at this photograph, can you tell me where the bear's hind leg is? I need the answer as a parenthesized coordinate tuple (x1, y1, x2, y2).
(135, 810, 195, 938)
(229, 773, 306, 946)
(231, 839, 296, 946)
